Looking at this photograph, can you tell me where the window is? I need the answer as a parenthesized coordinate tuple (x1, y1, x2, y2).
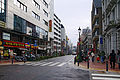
(43, 19, 48, 26)
(43, 9, 48, 17)
(32, 0, 40, 10)
(14, 14, 26, 33)
(0, 0, 6, 22)
(118, 1, 120, 19)
(32, 11, 40, 21)
(14, 0, 27, 12)
(43, 0, 48, 8)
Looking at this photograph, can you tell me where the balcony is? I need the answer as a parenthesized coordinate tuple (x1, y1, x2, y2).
(92, 24, 100, 33)
(92, 14, 99, 25)
(105, 0, 117, 15)
(104, 20, 117, 32)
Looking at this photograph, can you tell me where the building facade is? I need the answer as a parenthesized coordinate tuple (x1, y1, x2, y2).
(61, 24, 66, 55)
(102, 0, 120, 55)
(81, 27, 92, 54)
(0, 0, 54, 60)
(91, 0, 102, 54)
(53, 14, 61, 54)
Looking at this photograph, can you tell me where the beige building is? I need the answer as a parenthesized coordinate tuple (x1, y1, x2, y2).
(0, 0, 54, 59)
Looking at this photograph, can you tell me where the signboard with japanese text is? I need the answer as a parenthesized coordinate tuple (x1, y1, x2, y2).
(3, 40, 25, 48)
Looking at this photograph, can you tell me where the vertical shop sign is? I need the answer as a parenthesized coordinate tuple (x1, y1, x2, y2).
(49, 20, 52, 32)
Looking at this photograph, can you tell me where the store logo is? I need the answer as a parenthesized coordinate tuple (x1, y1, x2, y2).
(0, 41, 2, 45)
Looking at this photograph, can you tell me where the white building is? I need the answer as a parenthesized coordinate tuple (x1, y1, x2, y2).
(102, 0, 120, 55)
(53, 14, 61, 53)
(0, 0, 54, 57)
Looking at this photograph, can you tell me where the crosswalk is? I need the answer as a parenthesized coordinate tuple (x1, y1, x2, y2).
(91, 73, 120, 80)
(18, 61, 68, 67)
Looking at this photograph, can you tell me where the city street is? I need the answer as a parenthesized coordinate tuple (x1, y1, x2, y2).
(0, 55, 90, 80)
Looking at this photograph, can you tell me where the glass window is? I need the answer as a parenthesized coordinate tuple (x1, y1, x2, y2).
(2, 0, 4, 3)
(0, 8, 1, 13)
(21, 4, 24, 10)
(0, 2, 1, 8)
(2, 3, 4, 9)
(1, 9, 4, 13)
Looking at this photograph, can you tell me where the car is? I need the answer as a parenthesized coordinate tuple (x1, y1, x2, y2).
(72, 51, 76, 55)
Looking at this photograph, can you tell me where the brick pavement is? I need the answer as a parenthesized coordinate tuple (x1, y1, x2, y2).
(77, 60, 120, 73)
(0, 59, 30, 65)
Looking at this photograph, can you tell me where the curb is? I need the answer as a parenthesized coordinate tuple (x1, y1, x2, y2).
(76, 64, 120, 73)
(0, 62, 31, 66)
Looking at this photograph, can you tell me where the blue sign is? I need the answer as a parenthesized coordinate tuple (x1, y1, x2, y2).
(100, 37, 103, 44)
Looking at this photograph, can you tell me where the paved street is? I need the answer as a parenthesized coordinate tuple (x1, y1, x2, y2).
(0, 55, 90, 80)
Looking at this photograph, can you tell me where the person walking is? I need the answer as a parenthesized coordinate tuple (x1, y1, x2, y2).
(100, 51, 105, 63)
(117, 50, 120, 69)
(91, 52, 95, 62)
(109, 50, 116, 69)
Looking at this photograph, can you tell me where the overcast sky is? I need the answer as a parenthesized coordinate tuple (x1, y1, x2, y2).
(54, 0, 93, 46)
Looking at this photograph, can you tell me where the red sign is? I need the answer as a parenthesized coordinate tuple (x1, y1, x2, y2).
(3, 40, 25, 48)
(49, 20, 52, 32)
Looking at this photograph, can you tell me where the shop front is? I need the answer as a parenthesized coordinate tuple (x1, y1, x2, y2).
(1, 40, 25, 60)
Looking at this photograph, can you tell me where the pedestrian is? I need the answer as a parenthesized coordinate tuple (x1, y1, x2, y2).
(96, 55, 100, 63)
(100, 51, 105, 63)
(91, 52, 95, 62)
(117, 50, 120, 69)
(109, 50, 116, 69)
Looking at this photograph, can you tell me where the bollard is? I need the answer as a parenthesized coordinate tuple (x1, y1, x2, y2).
(12, 58, 13, 64)
(87, 60, 89, 69)
(77, 61, 79, 66)
(74, 57, 76, 64)
(106, 60, 108, 71)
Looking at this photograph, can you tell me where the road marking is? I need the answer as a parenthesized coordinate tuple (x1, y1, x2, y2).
(57, 62, 66, 67)
(92, 77, 120, 80)
(40, 62, 53, 66)
(49, 62, 60, 66)
(32, 62, 46, 66)
(92, 74, 120, 77)
(91, 73, 120, 80)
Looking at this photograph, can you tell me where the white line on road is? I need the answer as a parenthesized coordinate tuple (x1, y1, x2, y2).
(92, 77, 120, 80)
(40, 62, 53, 66)
(57, 62, 66, 67)
(92, 74, 120, 77)
(32, 62, 46, 66)
(49, 62, 60, 66)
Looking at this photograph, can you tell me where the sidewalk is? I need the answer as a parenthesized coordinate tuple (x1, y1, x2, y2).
(77, 60, 120, 73)
(0, 60, 30, 65)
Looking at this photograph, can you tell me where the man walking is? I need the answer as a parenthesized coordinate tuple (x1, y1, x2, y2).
(109, 50, 116, 69)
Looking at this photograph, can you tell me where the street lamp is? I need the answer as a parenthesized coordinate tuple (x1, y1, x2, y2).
(78, 27, 82, 63)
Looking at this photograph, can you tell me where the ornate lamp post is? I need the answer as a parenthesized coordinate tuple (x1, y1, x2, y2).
(78, 27, 82, 63)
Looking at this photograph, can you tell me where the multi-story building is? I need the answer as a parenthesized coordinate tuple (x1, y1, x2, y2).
(91, 0, 102, 54)
(53, 14, 61, 54)
(61, 24, 66, 55)
(82, 31, 92, 54)
(0, 0, 54, 60)
(102, 0, 120, 55)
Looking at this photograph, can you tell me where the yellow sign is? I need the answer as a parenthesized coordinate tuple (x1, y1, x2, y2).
(0, 41, 2, 46)
(0, 21, 5, 28)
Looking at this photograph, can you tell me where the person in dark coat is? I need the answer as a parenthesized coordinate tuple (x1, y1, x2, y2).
(109, 50, 116, 69)
(117, 50, 120, 69)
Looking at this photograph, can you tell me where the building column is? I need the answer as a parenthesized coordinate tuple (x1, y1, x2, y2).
(111, 31, 117, 52)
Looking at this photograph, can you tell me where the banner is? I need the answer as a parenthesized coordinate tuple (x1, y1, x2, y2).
(3, 40, 25, 48)
(49, 20, 52, 32)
